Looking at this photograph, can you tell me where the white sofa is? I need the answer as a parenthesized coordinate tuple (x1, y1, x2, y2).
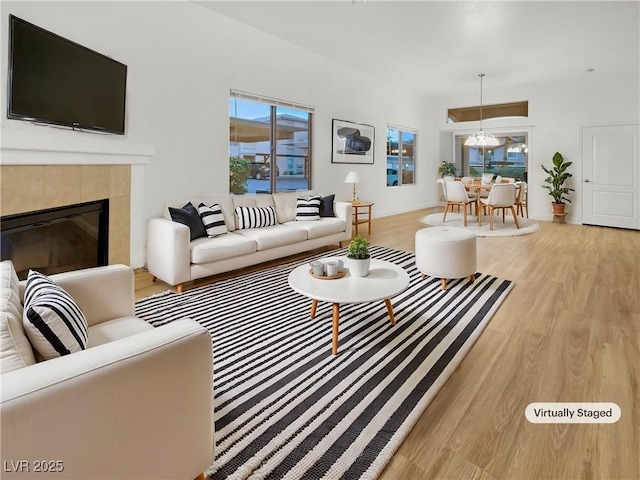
(147, 191, 353, 292)
(0, 261, 214, 480)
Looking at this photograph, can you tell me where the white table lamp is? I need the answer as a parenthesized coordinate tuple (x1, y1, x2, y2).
(344, 171, 362, 202)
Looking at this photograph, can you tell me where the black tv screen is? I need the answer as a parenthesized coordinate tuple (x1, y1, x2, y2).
(7, 15, 127, 135)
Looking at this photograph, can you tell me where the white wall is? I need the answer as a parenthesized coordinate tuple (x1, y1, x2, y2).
(433, 72, 640, 223)
(1, 1, 436, 268)
(4, 2, 636, 267)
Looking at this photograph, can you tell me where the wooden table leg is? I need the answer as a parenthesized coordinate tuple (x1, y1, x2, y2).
(310, 299, 318, 318)
(332, 303, 340, 355)
(368, 206, 372, 234)
(384, 298, 396, 325)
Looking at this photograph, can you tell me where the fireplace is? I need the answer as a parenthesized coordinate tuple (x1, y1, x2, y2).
(1, 200, 109, 280)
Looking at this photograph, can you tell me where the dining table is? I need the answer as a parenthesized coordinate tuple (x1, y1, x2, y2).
(462, 180, 493, 225)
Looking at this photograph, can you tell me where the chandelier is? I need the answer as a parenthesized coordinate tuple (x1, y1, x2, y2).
(465, 73, 500, 147)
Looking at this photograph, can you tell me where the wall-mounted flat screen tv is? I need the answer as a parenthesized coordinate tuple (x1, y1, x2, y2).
(7, 15, 127, 135)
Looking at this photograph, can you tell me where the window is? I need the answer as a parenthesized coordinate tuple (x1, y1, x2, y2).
(447, 101, 528, 123)
(229, 91, 313, 194)
(386, 127, 416, 187)
(455, 133, 528, 180)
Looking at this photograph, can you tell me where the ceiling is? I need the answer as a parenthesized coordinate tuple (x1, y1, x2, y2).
(195, 0, 640, 98)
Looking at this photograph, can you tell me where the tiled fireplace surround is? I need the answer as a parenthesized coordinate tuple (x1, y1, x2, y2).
(0, 128, 153, 267)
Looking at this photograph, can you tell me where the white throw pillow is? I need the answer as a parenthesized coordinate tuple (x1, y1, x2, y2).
(23, 270, 88, 360)
(0, 260, 36, 373)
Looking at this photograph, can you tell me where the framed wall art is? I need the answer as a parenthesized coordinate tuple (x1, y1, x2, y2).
(331, 119, 375, 164)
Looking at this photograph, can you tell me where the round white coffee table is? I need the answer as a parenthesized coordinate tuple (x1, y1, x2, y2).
(288, 256, 410, 355)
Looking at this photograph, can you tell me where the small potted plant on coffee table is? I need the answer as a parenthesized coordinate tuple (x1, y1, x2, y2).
(346, 235, 371, 277)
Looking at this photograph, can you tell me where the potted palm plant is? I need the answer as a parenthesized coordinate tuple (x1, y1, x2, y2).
(346, 235, 371, 277)
(542, 152, 575, 215)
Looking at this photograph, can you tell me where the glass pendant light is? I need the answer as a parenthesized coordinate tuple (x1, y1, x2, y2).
(465, 74, 500, 147)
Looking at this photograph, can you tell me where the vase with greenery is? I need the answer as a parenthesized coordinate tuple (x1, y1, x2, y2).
(346, 235, 371, 277)
(541, 152, 575, 215)
(438, 161, 457, 178)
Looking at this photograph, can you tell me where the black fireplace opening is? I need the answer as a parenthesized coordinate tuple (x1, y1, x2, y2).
(1, 199, 109, 280)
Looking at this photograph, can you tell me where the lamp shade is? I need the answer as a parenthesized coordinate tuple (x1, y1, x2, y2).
(344, 171, 362, 184)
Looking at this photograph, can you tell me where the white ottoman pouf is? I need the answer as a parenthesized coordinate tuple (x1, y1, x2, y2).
(415, 227, 477, 290)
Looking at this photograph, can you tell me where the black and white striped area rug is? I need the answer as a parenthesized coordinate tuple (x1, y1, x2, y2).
(136, 246, 513, 480)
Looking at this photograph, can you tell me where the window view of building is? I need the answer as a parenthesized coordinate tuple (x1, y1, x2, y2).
(447, 101, 529, 180)
(229, 94, 312, 194)
(457, 134, 528, 180)
(386, 128, 416, 187)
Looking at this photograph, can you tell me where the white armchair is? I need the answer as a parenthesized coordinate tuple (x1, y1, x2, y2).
(1, 262, 214, 480)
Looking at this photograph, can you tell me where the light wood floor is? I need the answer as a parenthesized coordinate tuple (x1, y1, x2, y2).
(135, 208, 640, 480)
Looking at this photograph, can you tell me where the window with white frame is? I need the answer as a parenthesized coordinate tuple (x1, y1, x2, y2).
(229, 91, 313, 194)
(386, 127, 416, 187)
(454, 132, 529, 180)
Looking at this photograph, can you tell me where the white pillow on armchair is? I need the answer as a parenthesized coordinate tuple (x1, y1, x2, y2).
(0, 260, 36, 374)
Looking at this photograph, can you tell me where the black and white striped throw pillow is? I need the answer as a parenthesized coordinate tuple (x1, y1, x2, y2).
(198, 203, 228, 238)
(235, 205, 277, 229)
(295, 196, 321, 221)
(22, 270, 88, 360)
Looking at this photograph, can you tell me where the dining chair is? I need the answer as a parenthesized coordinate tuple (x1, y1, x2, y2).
(438, 179, 459, 215)
(436, 178, 447, 203)
(479, 173, 494, 198)
(515, 181, 528, 217)
(480, 183, 520, 230)
(481, 173, 494, 184)
(460, 176, 478, 200)
(443, 175, 455, 181)
(444, 180, 475, 226)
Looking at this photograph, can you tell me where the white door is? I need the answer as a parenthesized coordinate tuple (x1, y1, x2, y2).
(582, 125, 640, 230)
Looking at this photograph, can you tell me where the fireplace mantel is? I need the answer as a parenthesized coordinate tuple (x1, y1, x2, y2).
(1, 126, 154, 268)
(1, 127, 154, 165)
